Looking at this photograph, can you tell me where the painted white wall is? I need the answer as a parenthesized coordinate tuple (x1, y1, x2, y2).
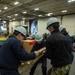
(38, 18, 48, 34)
(62, 15, 75, 36)
(9, 21, 22, 34)
(38, 16, 61, 34)
(37, 15, 75, 36)
(9, 20, 29, 34)
(9, 15, 75, 36)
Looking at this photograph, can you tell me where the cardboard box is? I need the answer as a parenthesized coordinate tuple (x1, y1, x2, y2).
(22, 40, 35, 53)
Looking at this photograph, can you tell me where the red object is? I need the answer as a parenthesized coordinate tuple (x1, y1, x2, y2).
(29, 41, 35, 45)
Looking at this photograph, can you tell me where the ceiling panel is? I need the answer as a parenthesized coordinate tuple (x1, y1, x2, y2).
(0, 0, 75, 21)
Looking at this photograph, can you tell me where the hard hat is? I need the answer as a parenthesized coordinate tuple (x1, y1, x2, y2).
(15, 26, 26, 37)
(59, 25, 65, 32)
(35, 33, 43, 42)
(46, 17, 59, 29)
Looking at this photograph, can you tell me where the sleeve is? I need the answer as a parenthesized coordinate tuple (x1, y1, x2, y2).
(66, 35, 73, 52)
(12, 39, 36, 61)
(45, 39, 53, 59)
(66, 35, 74, 61)
(69, 39, 73, 52)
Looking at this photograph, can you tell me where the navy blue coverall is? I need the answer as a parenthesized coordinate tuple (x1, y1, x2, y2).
(0, 35, 36, 75)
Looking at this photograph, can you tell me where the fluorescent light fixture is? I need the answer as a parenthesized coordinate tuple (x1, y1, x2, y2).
(34, 8, 39, 11)
(13, 18, 15, 20)
(68, 0, 75, 2)
(45, 13, 53, 16)
(49, 13, 53, 15)
(62, 10, 67, 13)
(3, 21, 6, 23)
(38, 15, 42, 17)
(15, 14, 18, 16)
(0, 10, 1, 12)
(14, 1, 19, 5)
(23, 11, 27, 14)
(22, 18, 25, 19)
(4, 7, 8, 9)
(7, 16, 12, 18)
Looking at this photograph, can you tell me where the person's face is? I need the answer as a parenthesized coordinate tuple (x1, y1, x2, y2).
(18, 33, 25, 42)
(47, 25, 54, 33)
(47, 26, 51, 31)
(37, 41, 41, 44)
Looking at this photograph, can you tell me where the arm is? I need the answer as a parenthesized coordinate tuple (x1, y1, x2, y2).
(45, 39, 53, 59)
(66, 35, 73, 52)
(12, 39, 36, 61)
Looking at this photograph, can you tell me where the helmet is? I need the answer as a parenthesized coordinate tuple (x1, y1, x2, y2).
(59, 25, 65, 32)
(15, 26, 26, 37)
(35, 33, 43, 42)
(46, 17, 59, 29)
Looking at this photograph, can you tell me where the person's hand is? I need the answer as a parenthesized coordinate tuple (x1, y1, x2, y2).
(39, 49, 46, 54)
(27, 61, 31, 65)
(21, 62, 25, 66)
(34, 50, 46, 57)
(34, 51, 40, 57)
(20, 61, 25, 66)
